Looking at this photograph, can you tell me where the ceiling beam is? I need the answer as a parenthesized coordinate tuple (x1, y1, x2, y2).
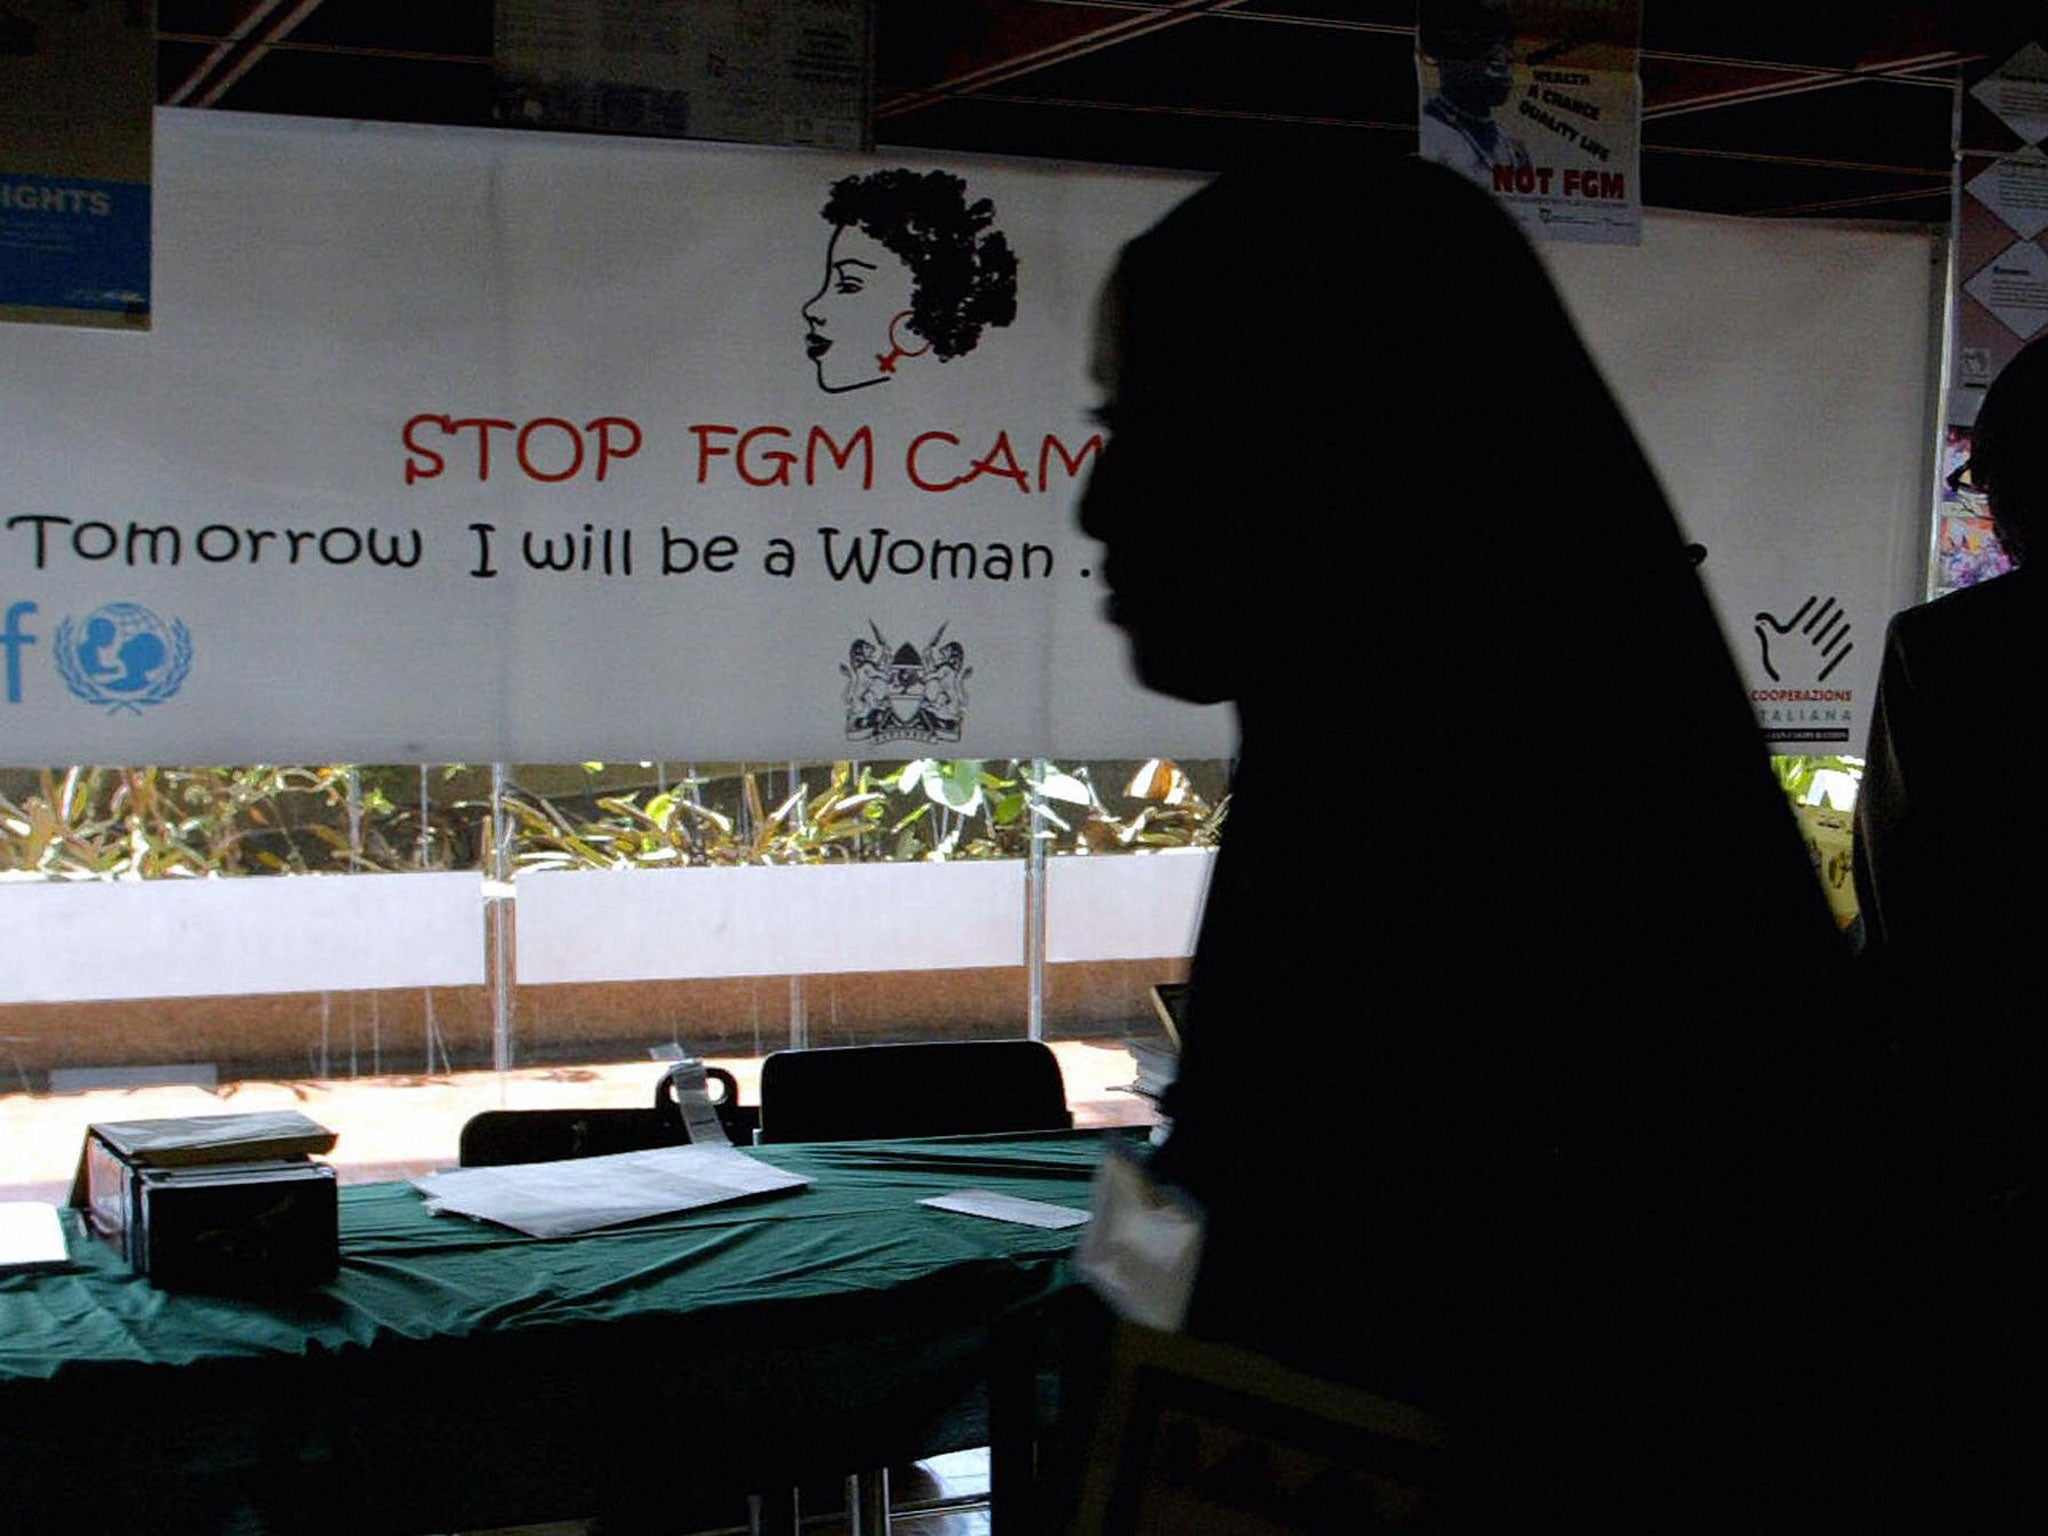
(877, 0, 1249, 120)
(1748, 183, 1954, 219)
(960, 89, 1413, 135)
(184, 0, 331, 110)
(159, 32, 490, 69)
(1645, 141, 1952, 182)
(162, 0, 295, 106)
(1644, 50, 1969, 120)
(1030, 0, 1410, 36)
(941, 88, 1950, 184)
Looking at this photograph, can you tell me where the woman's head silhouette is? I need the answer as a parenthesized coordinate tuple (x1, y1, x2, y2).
(1963, 334, 2048, 569)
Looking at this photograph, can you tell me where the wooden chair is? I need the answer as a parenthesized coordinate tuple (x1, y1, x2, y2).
(457, 1063, 749, 1166)
(1071, 1320, 1449, 1534)
(755, 1039, 1072, 1144)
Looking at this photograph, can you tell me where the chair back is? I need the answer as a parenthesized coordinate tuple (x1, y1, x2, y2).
(1071, 1321, 1448, 1534)
(755, 1039, 1072, 1144)
(457, 1064, 744, 1167)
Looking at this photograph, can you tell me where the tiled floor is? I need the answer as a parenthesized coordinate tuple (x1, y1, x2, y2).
(456, 1450, 993, 1536)
(892, 1450, 994, 1534)
(807, 1452, 994, 1536)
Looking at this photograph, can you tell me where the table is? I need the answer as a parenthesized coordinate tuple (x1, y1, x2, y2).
(0, 1130, 1121, 1535)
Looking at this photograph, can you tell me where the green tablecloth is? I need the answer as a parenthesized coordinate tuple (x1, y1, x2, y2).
(0, 1130, 1121, 1534)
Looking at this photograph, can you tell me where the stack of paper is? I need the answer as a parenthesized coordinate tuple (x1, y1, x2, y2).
(413, 1143, 810, 1238)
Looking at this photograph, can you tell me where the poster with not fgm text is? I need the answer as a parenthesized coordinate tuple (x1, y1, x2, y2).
(1416, 0, 1642, 246)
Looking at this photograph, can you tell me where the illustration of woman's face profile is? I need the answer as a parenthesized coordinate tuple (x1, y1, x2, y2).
(801, 168, 1019, 396)
(802, 223, 923, 393)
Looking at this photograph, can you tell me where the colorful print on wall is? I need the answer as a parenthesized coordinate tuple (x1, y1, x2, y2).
(0, 0, 152, 329)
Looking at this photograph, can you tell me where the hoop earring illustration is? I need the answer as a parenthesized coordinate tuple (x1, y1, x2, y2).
(876, 311, 932, 375)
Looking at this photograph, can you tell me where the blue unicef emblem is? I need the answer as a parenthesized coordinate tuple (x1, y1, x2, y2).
(53, 602, 193, 715)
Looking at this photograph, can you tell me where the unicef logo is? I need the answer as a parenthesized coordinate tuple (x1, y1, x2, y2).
(53, 602, 193, 714)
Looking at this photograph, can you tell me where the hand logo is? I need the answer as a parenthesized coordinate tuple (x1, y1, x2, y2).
(1753, 595, 1852, 683)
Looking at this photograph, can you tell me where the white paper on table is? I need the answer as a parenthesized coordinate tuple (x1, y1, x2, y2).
(920, 1189, 1092, 1229)
(0, 1201, 69, 1271)
(412, 1144, 809, 1238)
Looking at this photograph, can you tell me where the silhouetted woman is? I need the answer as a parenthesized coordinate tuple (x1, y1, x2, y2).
(1077, 153, 1863, 1527)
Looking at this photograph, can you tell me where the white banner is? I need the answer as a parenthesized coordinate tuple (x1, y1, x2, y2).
(0, 111, 1229, 766)
(1541, 211, 1938, 751)
(0, 113, 1937, 767)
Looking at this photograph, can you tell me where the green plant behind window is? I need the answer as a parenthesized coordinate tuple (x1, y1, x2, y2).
(3, 758, 1229, 878)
